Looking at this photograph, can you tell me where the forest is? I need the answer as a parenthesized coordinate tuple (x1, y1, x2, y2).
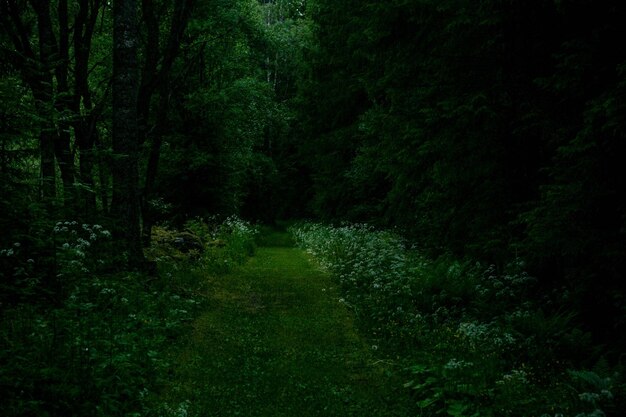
(1, 0, 625, 416)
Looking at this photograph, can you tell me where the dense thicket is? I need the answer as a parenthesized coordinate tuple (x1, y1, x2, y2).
(296, 0, 626, 348)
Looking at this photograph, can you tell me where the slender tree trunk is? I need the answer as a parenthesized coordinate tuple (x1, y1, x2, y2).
(54, 0, 77, 210)
(74, 0, 104, 216)
(142, 81, 169, 245)
(31, 84, 57, 204)
(30, 0, 76, 209)
(138, 0, 193, 245)
(38, 123, 57, 201)
(95, 133, 110, 213)
(112, 0, 144, 269)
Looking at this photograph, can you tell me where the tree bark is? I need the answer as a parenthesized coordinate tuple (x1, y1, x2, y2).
(112, 0, 145, 269)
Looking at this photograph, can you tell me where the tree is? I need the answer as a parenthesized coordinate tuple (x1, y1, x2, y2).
(138, 0, 193, 244)
(297, 0, 626, 345)
(1, 0, 109, 214)
(151, 0, 283, 222)
(112, 0, 144, 269)
(1, 0, 67, 204)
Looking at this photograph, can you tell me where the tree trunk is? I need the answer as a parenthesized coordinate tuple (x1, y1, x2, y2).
(111, 0, 144, 269)
(30, 0, 76, 209)
(74, 0, 104, 216)
(38, 125, 57, 202)
(142, 82, 169, 245)
(138, 0, 193, 245)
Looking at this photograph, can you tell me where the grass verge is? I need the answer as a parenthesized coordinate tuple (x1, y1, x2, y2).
(154, 239, 415, 416)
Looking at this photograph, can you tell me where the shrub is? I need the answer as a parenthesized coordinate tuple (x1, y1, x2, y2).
(185, 215, 257, 274)
(0, 215, 257, 417)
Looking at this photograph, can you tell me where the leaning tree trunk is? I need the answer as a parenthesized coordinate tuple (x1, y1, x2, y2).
(111, 0, 144, 269)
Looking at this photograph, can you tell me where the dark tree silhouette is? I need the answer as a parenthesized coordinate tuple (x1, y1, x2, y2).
(112, 0, 144, 269)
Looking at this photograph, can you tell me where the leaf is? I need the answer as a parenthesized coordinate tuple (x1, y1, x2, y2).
(447, 400, 469, 416)
(407, 364, 429, 374)
(417, 391, 442, 408)
(417, 396, 439, 408)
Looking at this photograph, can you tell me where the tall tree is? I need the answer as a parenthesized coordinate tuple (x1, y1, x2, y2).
(1, 0, 108, 214)
(1, 0, 64, 203)
(138, 0, 193, 244)
(112, 0, 144, 268)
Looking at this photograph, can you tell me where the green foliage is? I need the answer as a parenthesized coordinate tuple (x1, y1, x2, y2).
(145, 225, 203, 263)
(0, 216, 258, 417)
(155, 0, 290, 220)
(52, 220, 114, 283)
(254, 224, 296, 247)
(292, 222, 624, 417)
(3, 0, 626, 414)
(293, 0, 626, 362)
(185, 215, 258, 274)
(0, 75, 40, 249)
(0, 270, 205, 417)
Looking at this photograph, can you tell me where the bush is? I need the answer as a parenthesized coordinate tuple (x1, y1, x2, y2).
(1, 271, 206, 415)
(185, 215, 258, 274)
(0, 216, 258, 417)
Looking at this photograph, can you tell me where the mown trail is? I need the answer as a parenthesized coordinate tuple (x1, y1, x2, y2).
(159, 233, 414, 416)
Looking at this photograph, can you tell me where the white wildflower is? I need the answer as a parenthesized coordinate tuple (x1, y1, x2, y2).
(579, 392, 601, 403)
(444, 358, 474, 370)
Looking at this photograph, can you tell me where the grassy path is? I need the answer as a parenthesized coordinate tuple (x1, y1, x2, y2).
(159, 236, 413, 416)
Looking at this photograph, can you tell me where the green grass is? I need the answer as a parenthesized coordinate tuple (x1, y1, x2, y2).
(156, 233, 414, 416)
(254, 224, 296, 247)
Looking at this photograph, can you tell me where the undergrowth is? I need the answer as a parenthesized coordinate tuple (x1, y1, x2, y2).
(0, 216, 257, 417)
(291, 222, 625, 417)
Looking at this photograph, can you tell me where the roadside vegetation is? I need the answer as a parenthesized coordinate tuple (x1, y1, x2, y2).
(0, 217, 257, 417)
(291, 223, 625, 417)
